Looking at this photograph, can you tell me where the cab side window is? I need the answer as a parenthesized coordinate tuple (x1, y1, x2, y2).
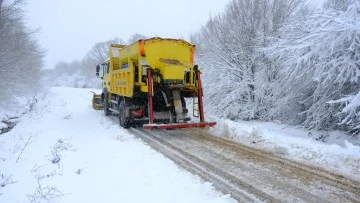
(107, 62, 110, 74)
(101, 64, 105, 76)
(102, 63, 110, 75)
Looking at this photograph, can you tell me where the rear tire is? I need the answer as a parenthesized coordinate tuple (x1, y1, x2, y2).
(119, 100, 131, 128)
(103, 93, 110, 116)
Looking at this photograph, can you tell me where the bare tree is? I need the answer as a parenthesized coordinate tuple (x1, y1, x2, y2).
(127, 33, 146, 44)
(81, 37, 125, 76)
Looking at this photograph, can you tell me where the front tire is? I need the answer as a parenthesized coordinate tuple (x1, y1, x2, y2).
(119, 100, 131, 128)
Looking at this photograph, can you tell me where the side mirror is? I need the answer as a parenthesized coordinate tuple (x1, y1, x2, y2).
(96, 65, 100, 77)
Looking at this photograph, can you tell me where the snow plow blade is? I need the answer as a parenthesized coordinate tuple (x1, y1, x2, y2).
(143, 122, 217, 130)
(91, 92, 103, 110)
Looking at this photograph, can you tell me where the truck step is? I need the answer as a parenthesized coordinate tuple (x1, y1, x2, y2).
(109, 108, 119, 114)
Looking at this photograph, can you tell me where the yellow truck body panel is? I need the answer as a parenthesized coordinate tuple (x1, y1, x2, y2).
(104, 38, 196, 96)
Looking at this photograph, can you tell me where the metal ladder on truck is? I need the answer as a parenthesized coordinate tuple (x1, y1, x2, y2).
(193, 95, 199, 118)
(192, 66, 204, 122)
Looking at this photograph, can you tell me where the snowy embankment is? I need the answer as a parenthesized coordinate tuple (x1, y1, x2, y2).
(0, 109, 20, 135)
(1, 97, 37, 134)
(207, 116, 360, 182)
(0, 87, 234, 203)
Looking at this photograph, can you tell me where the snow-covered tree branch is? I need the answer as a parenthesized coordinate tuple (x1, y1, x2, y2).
(195, 0, 360, 136)
(267, 0, 360, 132)
(0, 0, 44, 114)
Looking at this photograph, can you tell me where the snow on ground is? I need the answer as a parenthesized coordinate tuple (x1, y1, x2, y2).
(0, 122, 7, 131)
(1, 96, 35, 134)
(0, 87, 234, 203)
(1, 86, 359, 202)
(207, 116, 360, 182)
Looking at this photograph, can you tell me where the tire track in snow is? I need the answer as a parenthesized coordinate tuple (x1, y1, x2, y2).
(130, 128, 277, 202)
(129, 128, 360, 203)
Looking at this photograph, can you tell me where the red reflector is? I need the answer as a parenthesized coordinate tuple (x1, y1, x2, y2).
(131, 109, 144, 117)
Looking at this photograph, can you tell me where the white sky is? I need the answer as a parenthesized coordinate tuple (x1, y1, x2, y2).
(26, 0, 230, 69)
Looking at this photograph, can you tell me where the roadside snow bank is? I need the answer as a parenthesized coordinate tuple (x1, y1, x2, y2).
(1, 95, 38, 134)
(0, 115, 19, 135)
(0, 122, 7, 130)
(207, 116, 360, 181)
(0, 87, 234, 203)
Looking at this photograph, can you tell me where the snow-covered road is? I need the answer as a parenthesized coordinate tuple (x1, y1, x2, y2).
(131, 128, 360, 202)
(0, 87, 234, 203)
(1, 87, 359, 202)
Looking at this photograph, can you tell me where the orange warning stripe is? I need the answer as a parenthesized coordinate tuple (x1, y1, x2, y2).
(190, 47, 194, 63)
(139, 41, 145, 56)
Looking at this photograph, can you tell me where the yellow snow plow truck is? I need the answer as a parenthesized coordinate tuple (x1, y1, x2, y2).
(95, 37, 216, 129)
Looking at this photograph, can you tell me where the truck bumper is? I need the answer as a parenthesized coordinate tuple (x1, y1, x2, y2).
(143, 122, 216, 129)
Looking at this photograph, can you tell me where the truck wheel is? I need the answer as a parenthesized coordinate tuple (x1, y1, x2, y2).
(119, 100, 131, 128)
(103, 93, 110, 116)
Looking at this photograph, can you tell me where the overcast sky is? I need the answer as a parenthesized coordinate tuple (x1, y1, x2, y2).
(26, 0, 230, 69)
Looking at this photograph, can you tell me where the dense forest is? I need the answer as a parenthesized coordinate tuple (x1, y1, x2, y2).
(193, 0, 360, 135)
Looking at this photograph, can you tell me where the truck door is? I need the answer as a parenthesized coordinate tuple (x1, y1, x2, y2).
(103, 62, 111, 90)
